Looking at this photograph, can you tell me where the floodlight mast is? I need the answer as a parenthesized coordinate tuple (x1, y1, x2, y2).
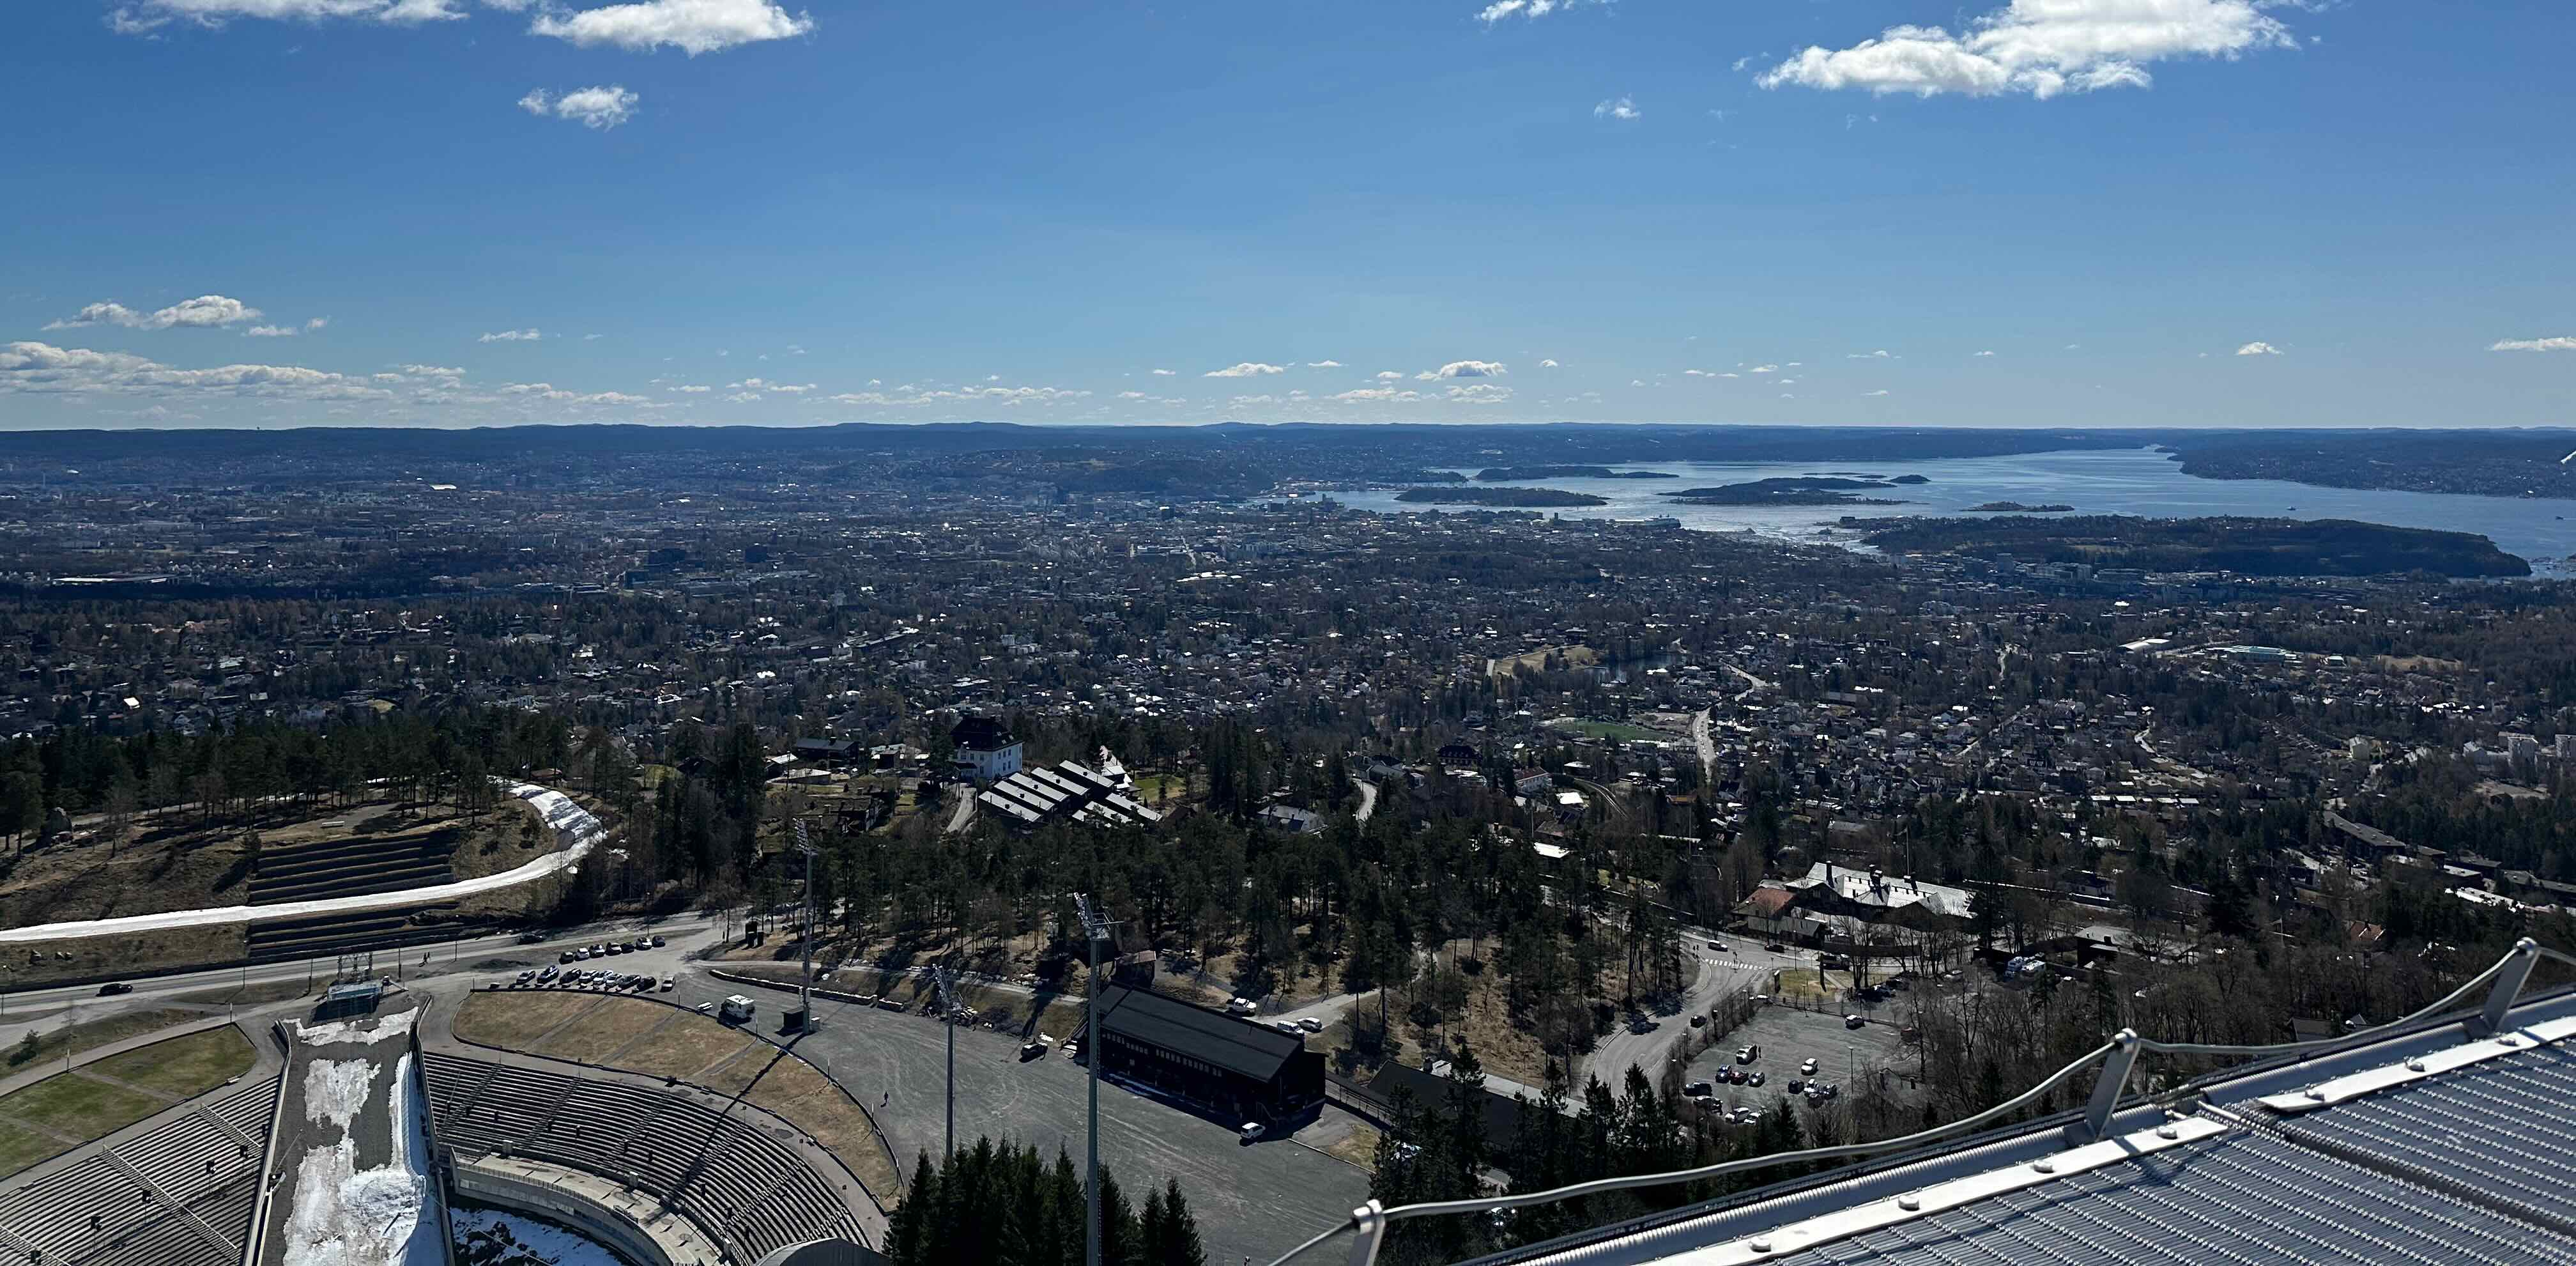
(1075, 893, 1119, 1266)
(792, 819, 820, 1035)
(931, 963, 961, 1160)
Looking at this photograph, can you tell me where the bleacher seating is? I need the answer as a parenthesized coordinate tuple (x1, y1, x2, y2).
(422, 1051, 857, 1260)
(0, 1074, 276, 1266)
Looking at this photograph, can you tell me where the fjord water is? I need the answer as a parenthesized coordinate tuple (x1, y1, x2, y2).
(1329, 447, 2576, 573)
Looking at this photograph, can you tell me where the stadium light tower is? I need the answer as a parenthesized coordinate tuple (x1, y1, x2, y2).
(1074, 892, 1120, 1266)
(793, 819, 820, 1035)
(931, 962, 961, 1161)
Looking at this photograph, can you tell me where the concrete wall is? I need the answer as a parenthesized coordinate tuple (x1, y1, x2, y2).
(450, 1157, 707, 1266)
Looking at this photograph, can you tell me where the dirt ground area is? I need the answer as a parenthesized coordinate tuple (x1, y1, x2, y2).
(0, 795, 554, 932)
(451, 991, 903, 1201)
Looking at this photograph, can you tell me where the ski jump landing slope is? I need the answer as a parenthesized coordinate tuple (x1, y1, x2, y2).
(0, 783, 602, 945)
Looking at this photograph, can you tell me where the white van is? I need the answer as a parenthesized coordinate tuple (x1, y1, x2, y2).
(718, 995, 756, 1023)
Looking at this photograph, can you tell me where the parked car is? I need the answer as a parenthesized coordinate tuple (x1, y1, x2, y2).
(1689, 1014, 1706, 1028)
(1298, 1017, 1324, 1033)
(1226, 998, 1258, 1015)
(1238, 1122, 1265, 1143)
(1021, 1039, 1050, 1061)
(1749, 1072, 1767, 1086)
(1845, 1014, 1866, 1030)
(98, 982, 133, 996)
(1764, 943, 1788, 953)
(695, 1001, 716, 1015)
(560, 950, 578, 964)
(650, 934, 667, 947)
(1273, 1020, 1301, 1035)
(1800, 1058, 1820, 1075)
(1685, 1080, 1713, 1097)
(659, 977, 676, 992)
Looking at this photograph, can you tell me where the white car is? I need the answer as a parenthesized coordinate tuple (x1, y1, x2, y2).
(1801, 1058, 1820, 1076)
(1239, 1122, 1265, 1143)
(1298, 1016, 1324, 1033)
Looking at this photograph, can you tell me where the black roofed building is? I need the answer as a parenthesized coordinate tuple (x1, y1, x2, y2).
(950, 714, 1023, 783)
(1089, 985, 1324, 1122)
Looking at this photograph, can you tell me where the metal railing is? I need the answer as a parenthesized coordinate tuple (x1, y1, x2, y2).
(1273, 938, 2563, 1266)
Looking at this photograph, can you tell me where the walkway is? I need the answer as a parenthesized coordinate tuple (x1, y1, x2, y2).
(0, 782, 604, 945)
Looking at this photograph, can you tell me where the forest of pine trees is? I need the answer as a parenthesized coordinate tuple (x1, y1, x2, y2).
(885, 1140, 1205, 1266)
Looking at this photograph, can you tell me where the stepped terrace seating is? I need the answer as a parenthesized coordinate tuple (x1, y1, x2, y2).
(422, 1051, 856, 1260)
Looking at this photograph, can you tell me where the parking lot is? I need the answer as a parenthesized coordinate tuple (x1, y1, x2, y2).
(657, 970, 1371, 1266)
(1682, 1000, 1912, 1120)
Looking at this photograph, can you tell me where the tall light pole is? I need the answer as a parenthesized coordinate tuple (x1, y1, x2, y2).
(792, 819, 820, 1035)
(931, 963, 960, 1161)
(1075, 893, 1119, 1266)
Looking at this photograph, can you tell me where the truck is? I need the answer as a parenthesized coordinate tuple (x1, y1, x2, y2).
(718, 994, 756, 1023)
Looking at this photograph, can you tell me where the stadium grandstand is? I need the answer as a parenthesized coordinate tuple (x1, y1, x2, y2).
(1275, 938, 2576, 1266)
(0, 1077, 274, 1266)
(420, 1050, 873, 1262)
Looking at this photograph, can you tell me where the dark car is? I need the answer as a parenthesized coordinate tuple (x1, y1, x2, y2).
(1765, 943, 1788, 953)
(97, 982, 134, 996)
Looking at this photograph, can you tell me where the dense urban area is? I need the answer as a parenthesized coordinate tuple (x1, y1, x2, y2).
(4, 422, 2576, 1266)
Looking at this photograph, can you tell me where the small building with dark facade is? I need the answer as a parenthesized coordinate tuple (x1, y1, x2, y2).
(1089, 986, 1324, 1122)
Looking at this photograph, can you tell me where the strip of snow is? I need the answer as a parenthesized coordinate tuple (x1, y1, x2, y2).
(298, 1008, 421, 1049)
(0, 782, 602, 945)
(280, 1049, 441, 1266)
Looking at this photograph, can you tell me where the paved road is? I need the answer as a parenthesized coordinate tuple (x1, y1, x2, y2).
(1580, 932, 1809, 1095)
(1690, 707, 1716, 778)
(0, 912, 726, 1042)
(1354, 780, 1378, 823)
(660, 971, 1370, 1266)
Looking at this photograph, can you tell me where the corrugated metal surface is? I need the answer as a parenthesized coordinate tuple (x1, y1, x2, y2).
(1761, 1127, 2576, 1266)
(2282, 1039, 2576, 1233)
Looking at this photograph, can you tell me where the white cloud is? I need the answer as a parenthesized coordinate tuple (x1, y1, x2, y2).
(0, 340, 390, 401)
(1747, 364, 1779, 374)
(1475, 0, 1607, 24)
(1118, 390, 1149, 399)
(47, 295, 263, 331)
(398, 364, 464, 378)
(671, 383, 712, 392)
(306, 316, 328, 330)
(109, 0, 464, 32)
(1683, 369, 1713, 376)
(1151, 368, 1176, 376)
(727, 377, 813, 393)
(1848, 349, 1892, 359)
(1417, 359, 1506, 380)
(1593, 96, 1641, 121)
(1539, 359, 1560, 368)
(1862, 389, 1891, 396)
(243, 325, 300, 337)
(1445, 383, 1512, 403)
(1204, 362, 1285, 378)
(519, 85, 640, 129)
(2490, 336, 2576, 353)
(1374, 371, 1406, 381)
(1973, 349, 1997, 357)
(530, 0, 815, 56)
(479, 328, 542, 342)
(1757, 0, 2299, 100)
(1305, 360, 1343, 368)
(1331, 387, 1425, 403)
(2234, 341, 2281, 356)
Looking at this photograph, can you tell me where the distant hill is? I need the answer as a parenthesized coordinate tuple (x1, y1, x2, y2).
(1860, 515, 2529, 577)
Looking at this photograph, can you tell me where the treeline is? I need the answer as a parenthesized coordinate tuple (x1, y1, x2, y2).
(884, 1140, 1204, 1266)
(1366, 1048, 1831, 1265)
(0, 707, 571, 847)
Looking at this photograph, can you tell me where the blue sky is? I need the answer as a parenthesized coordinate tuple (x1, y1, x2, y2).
(1, 0, 2570, 430)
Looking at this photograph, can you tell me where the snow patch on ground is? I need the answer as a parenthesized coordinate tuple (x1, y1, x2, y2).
(450, 1208, 627, 1266)
(300, 1007, 420, 1049)
(303, 1058, 376, 1131)
(0, 781, 604, 944)
(279, 1051, 443, 1266)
